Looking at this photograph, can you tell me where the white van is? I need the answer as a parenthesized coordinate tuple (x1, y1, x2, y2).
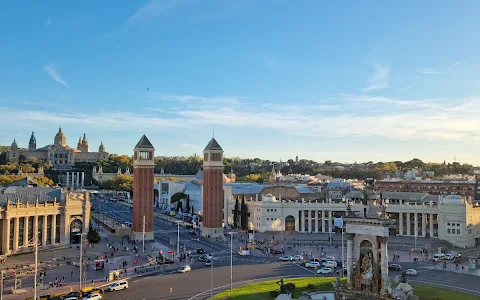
(433, 253, 446, 261)
(238, 250, 251, 256)
(107, 280, 128, 291)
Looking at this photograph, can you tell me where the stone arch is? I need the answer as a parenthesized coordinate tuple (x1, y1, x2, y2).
(69, 217, 83, 244)
(285, 215, 295, 231)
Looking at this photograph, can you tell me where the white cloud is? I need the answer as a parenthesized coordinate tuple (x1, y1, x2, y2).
(44, 64, 69, 87)
(363, 62, 390, 92)
(396, 86, 413, 91)
(416, 68, 443, 75)
(125, 0, 188, 27)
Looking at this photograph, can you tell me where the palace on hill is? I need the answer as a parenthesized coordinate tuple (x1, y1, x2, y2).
(6, 127, 109, 169)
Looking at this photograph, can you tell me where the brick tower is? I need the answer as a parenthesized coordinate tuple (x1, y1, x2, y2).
(132, 135, 155, 241)
(201, 137, 225, 239)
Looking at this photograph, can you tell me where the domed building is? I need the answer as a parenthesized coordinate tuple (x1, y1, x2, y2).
(6, 127, 109, 169)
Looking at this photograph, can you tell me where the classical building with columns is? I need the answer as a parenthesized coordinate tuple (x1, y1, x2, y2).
(6, 128, 108, 169)
(0, 186, 91, 255)
(226, 191, 480, 248)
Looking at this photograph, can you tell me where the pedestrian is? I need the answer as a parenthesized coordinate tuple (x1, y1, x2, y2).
(71, 271, 73, 278)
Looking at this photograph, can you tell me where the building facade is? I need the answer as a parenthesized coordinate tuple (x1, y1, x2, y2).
(0, 187, 91, 255)
(132, 135, 155, 241)
(6, 128, 109, 169)
(225, 192, 480, 248)
(374, 179, 477, 198)
(201, 138, 224, 238)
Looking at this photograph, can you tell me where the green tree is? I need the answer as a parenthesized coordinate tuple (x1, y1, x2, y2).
(171, 192, 186, 203)
(87, 229, 101, 244)
(376, 162, 398, 172)
(100, 175, 133, 192)
(233, 196, 240, 228)
(324, 160, 332, 166)
(240, 196, 248, 230)
(186, 195, 190, 212)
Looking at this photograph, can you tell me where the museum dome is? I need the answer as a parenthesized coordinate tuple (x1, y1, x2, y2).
(54, 127, 67, 147)
(11, 139, 18, 151)
(262, 194, 278, 202)
(441, 195, 465, 206)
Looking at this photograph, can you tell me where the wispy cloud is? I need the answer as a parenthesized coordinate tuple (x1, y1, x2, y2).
(180, 143, 201, 149)
(363, 61, 390, 92)
(449, 56, 479, 67)
(416, 68, 443, 75)
(147, 93, 241, 106)
(45, 18, 52, 26)
(44, 64, 69, 87)
(396, 86, 413, 91)
(125, 0, 189, 27)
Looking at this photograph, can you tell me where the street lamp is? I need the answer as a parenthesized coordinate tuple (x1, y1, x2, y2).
(0, 269, 4, 300)
(77, 232, 87, 292)
(228, 232, 237, 291)
(210, 255, 214, 300)
(176, 221, 180, 260)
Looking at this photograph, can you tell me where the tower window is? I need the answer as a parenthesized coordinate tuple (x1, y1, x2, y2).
(204, 153, 209, 161)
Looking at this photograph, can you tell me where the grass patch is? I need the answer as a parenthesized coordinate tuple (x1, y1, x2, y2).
(213, 277, 480, 300)
(213, 277, 345, 300)
(410, 283, 480, 300)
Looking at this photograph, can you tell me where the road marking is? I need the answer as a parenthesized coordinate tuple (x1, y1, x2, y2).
(409, 279, 480, 295)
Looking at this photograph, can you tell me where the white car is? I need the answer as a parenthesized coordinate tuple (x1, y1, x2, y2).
(83, 294, 102, 300)
(322, 261, 337, 268)
(279, 255, 293, 261)
(322, 256, 335, 262)
(64, 298, 78, 300)
(292, 255, 303, 261)
(178, 265, 192, 273)
(305, 262, 321, 268)
(405, 269, 417, 276)
(317, 267, 333, 274)
(445, 254, 453, 260)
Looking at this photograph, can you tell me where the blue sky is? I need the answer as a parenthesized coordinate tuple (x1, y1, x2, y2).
(1, 1, 480, 164)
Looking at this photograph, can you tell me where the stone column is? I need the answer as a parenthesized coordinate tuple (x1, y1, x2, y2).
(13, 217, 19, 253)
(379, 237, 389, 296)
(314, 210, 319, 233)
(399, 213, 403, 236)
(66, 172, 70, 187)
(346, 233, 355, 288)
(414, 213, 418, 237)
(430, 214, 434, 238)
(406, 212, 411, 236)
(300, 210, 304, 232)
(51, 215, 57, 245)
(295, 212, 299, 232)
(32, 216, 38, 246)
(322, 210, 326, 233)
(76, 172, 80, 187)
(81, 172, 85, 188)
(2, 219, 11, 254)
(308, 211, 312, 233)
(328, 211, 332, 233)
(23, 217, 29, 247)
(422, 213, 426, 237)
(42, 215, 48, 246)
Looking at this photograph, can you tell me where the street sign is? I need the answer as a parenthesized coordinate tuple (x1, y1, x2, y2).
(168, 251, 174, 255)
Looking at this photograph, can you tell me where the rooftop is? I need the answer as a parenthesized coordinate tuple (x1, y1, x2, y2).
(135, 135, 154, 149)
(204, 138, 223, 151)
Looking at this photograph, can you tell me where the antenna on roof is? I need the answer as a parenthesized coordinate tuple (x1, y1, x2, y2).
(213, 128, 215, 138)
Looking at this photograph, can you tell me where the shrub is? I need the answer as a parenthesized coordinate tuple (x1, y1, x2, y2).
(285, 283, 296, 291)
(307, 283, 315, 290)
(87, 230, 101, 244)
(269, 290, 279, 298)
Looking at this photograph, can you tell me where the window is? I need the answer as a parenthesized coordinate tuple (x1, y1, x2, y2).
(457, 229, 460, 234)
(447, 229, 451, 234)
(204, 153, 208, 161)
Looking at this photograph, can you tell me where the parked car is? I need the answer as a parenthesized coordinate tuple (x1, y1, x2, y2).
(106, 280, 128, 292)
(445, 254, 453, 260)
(322, 261, 337, 268)
(317, 267, 333, 274)
(279, 255, 293, 261)
(292, 255, 303, 261)
(82, 294, 102, 300)
(322, 256, 335, 262)
(238, 250, 251, 256)
(178, 265, 192, 273)
(62, 292, 81, 299)
(205, 260, 212, 266)
(310, 258, 321, 263)
(388, 264, 402, 271)
(197, 248, 206, 254)
(305, 262, 321, 268)
(405, 269, 417, 276)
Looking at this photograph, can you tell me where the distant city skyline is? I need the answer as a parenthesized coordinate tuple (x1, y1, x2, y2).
(1, 1, 480, 164)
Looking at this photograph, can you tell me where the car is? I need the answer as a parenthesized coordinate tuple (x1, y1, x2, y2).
(279, 255, 293, 261)
(336, 267, 348, 276)
(292, 255, 303, 261)
(62, 292, 81, 299)
(197, 248, 206, 254)
(317, 267, 333, 274)
(322, 256, 335, 262)
(106, 280, 128, 291)
(189, 229, 196, 234)
(310, 258, 321, 263)
(335, 261, 343, 267)
(322, 261, 337, 268)
(305, 262, 321, 268)
(388, 264, 402, 271)
(405, 269, 417, 276)
(205, 260, 212, 266)
(178, 265, 192, 273)
(82, 294, 102, 300)
(445, 254, 453, 260)
(63, 298, 78, 300)
(270, 248, 285, 255)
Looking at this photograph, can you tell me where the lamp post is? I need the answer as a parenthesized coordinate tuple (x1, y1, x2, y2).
(33, 233, 39, 300)
(228, 232, 237, 290)
(210, 257, 214, 300)
(176, 221, 180, 260)
(0, 270, 4, 300)
(77, 232, 86, 292)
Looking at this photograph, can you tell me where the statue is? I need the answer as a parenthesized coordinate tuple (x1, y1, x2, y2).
(361, 252, 373, 281)
(400, 270, 407, 283)
(276, 278, 287, 294)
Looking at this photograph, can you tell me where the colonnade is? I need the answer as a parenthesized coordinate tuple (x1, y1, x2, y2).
(398, 212, 436, 237)
(66, 172, 85, 188)
(297, 210, 333, 233)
